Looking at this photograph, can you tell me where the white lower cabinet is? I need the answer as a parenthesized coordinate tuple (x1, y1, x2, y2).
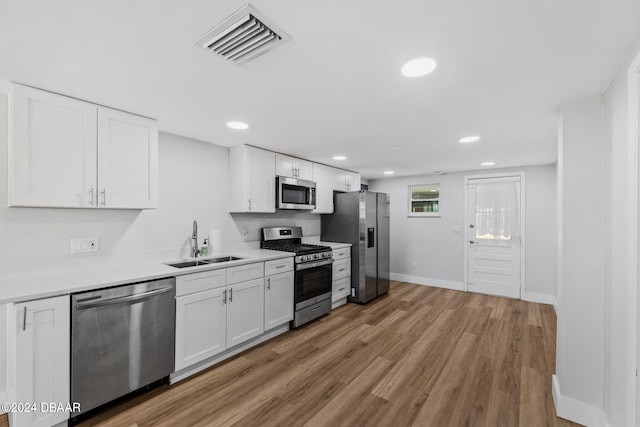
(332, 247, 352, 307)
(12, 296, 70, 427)
(175, 287, 227, 372)
(265, 271, 294, 329)
(175, 263, 268, 372)
(226, 278, 265, 347)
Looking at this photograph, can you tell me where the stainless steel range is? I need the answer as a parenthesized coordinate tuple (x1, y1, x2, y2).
(261, 226, 333, 328)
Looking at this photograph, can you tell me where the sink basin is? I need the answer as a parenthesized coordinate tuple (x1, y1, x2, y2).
(165, 256, 244, 269)
(202, 256, 244, 263)
(166, 260, 213, 268)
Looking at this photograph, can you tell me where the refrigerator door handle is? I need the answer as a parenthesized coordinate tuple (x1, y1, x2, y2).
(367, 227, 375, 248)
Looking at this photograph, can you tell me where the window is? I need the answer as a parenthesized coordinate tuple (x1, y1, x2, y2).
(409, 184, 440, 217)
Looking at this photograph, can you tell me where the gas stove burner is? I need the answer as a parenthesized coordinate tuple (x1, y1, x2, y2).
(264, 243, 332, 256)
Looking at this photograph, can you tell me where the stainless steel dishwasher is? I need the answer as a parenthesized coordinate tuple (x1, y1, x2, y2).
(71, 277, 175, 417)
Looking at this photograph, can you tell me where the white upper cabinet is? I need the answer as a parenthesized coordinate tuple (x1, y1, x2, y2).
(275, 154, 313, 180)
(229, 145, 276, 213)
(312, 163, 335, 214)
(97, 107, 158, 209)
(346, 171, 361, 192)
(9, 84, 98, 208)
(8, 83, 158, 209)
(332, 168, 361, 192)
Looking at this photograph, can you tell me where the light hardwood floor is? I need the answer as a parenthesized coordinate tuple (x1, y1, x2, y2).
(0, 413, 7, 427)
(78, 281, 580, 427)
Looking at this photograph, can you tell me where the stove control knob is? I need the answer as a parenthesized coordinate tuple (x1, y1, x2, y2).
(324, 252, 332, 258)
(313, 254, 319, 259)
(301, 256, 309, 262)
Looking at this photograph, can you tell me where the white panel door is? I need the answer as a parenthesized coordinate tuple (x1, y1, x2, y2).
(465, 176, 523, 299)
(226, 279, 264, 348)
(247, 147, 275, 212)
(312, 163, 334, 213)
(275, 154, 295, 178)
(9, 84, 97, 207)
(264, 271, 294, 330)
(97, 107, 158, 209)
(295, 158, 313, 180)
(13, 296, 70, 427)
(175, 288, 227, 371)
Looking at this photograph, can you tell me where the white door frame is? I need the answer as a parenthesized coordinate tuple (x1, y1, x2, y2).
(463, 171, 526, 298)
(628, 50, 640, 427)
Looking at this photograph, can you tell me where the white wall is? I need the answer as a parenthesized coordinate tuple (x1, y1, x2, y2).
(0, 305, 5, 403)
(368, 164, 556, 300)
(602, 57, 635, 427)
(554, 97, 606, 425)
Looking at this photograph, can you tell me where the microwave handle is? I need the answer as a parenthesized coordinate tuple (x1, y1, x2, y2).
(310, 188, 316, 205)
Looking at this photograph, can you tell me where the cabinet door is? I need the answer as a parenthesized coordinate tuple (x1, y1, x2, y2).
(9, 84, 97, 208)
(13, 296, 70, 427)
(97, 107, 158, 209)
(332, 276, 351, 301)
(247, 147, 276, 212)
(175, 288, 227, 371)
(275, 154, 295, 178)
(295, 158, 313, 180)
(346, 172, 361, 192)
(312, 163, 334, 214)
(332, 168, 347, 192)
(264, 271, 294, 330)
(226, 279, 264, 348)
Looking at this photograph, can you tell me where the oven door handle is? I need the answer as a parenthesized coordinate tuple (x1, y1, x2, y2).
(296, 259, 334, 271)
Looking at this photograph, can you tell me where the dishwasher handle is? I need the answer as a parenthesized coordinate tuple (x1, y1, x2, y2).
(75, 287, 173, 310)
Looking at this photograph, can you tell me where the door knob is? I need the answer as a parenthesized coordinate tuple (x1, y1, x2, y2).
(469, 224, 475, 228)
(469, 240, 475, 244)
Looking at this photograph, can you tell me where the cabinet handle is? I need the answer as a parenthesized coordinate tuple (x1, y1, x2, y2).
(338, 287, 345, 292)
(223, 289, 227, 304)
(339, 268, 346, 272)
(89, 187, 94, 206)
(100, 189, 106, 206)
(267, 277, 271, 290)
(276, 265, 285, 269)
(22, 306, 27, 331)
(229, 288, 233, 302)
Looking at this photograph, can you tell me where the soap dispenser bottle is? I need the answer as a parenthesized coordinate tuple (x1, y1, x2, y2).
(201, 238, 209, 257)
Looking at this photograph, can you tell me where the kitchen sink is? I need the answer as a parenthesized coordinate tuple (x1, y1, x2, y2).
(165, 256, 244, 269)
(202, 256, 244, 263)
(166, 260, 212, 268)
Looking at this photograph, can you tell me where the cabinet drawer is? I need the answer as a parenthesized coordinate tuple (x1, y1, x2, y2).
(333, 258, 351, 280)
(332, 277, 350, 301)
(226, 262, 264, 285)
(265, 257, 294, 276)
(176, 269, 226, 296)
(332, 247, 350, 260)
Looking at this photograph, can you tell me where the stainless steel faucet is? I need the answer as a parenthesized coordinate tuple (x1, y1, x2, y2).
(191, 220, 200, 258)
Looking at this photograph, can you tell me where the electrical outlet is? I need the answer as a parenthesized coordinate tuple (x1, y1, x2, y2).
(70, 237, 99, 254)
(411, 262, 417, 270)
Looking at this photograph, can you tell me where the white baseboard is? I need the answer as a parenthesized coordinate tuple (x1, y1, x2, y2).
(522, 292, 556, 306)
(390, 273, 465, 291)
(170, 324, 289, 383)
(552, 374, 604, 426)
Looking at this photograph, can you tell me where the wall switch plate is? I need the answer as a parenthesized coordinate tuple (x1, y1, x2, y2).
(70, 237, 99, 254)
(411, 262, 417, 270)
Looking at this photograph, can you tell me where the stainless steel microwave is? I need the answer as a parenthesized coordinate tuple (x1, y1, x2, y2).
(276, 176, 316, 210)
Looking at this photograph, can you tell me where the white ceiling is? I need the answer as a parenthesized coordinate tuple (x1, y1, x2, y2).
(1, 0, 639, 179)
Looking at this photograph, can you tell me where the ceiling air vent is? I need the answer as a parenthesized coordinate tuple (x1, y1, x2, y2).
(195, 4, 290, 64)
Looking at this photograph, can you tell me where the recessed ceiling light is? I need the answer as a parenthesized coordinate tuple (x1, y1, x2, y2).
(390, 145, 400, 150)
(434, 171, 445, 175)
(333, 155, 347, 161)
(459, 136, 480, 143)
(227, 121, 249, 130)
(401, 58, 437, 77)
(383, 171, 395, 175)
(481, 162, 495, 166)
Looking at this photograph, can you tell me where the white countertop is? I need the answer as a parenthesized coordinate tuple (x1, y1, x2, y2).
(302, 237, 352, 250)
(0, 249, 293, 305)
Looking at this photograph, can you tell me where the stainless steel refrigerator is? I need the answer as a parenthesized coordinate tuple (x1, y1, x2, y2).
(321, 191, 390, 303)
